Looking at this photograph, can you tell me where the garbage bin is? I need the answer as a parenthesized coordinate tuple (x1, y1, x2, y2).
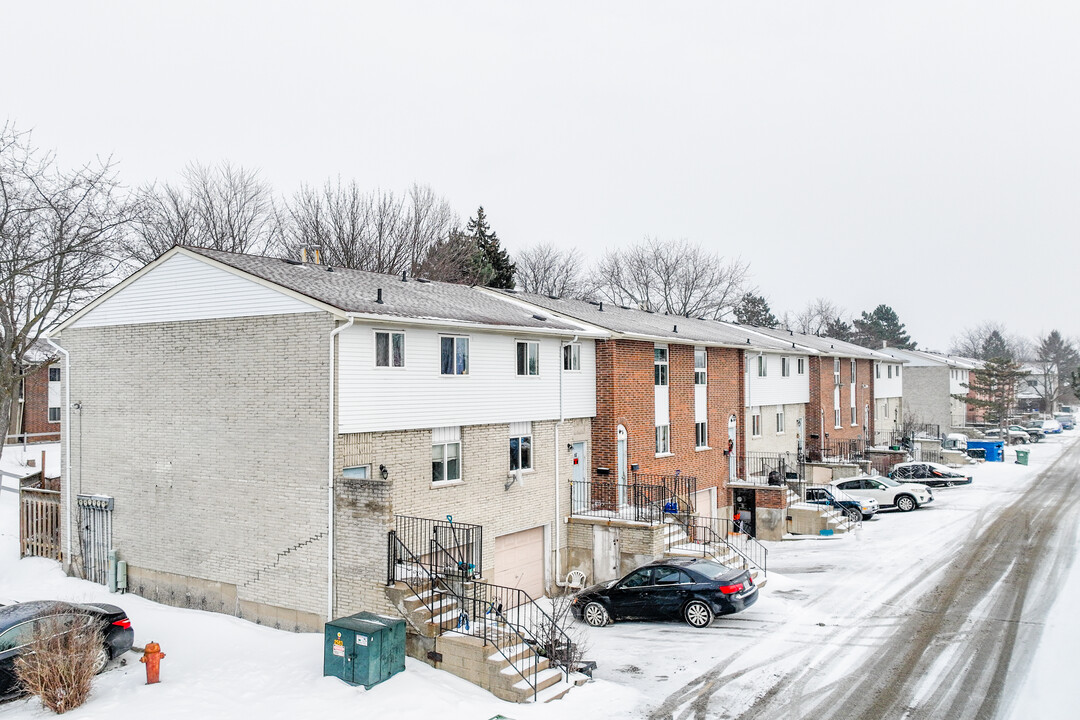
(324, 612, 405, 688)
(1015, 449, 1029, 466)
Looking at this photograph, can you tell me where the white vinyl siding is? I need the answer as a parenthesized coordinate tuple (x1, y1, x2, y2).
(874, 362, 904, 399)
(70, 252, 320, 328)
(654, 344, 670, 429)
(745, 351, 810, 407)
(338, 326, 596, 433)
(47, 365, 61, 421)
(694, 347, 707, 423)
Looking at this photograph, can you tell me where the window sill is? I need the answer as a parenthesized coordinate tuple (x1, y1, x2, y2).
(508, 469, 536, 477)
(655, 452, 675, 458)
(751, 435, 762, 439)
(431, 480, 464, 489)
(775, 432, 785, 436)
(694, 446, 712, 452)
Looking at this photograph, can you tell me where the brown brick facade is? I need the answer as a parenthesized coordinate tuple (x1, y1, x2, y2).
(806, 356, 875, 443)
(591, 339, 744, 515)
(9, 364, 60, 442)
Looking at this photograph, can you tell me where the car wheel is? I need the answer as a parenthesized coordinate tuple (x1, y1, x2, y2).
(896, 495, 916, 512)
(845, 506, 861, 523)
(582, 601, 610, 627)
(93, 646, 110, 674)
(683, 600, 714, 628)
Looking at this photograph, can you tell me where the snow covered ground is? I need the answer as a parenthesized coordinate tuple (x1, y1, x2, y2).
(1, 433, 1077, 719)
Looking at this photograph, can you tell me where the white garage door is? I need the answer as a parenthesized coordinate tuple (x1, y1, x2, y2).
(493, 526, 546, 599)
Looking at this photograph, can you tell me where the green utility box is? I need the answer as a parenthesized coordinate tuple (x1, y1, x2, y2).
(1015, 449, 1030, 466)
(323, 612, 405, 688)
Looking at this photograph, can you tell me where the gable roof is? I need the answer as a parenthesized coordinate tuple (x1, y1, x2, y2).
(56, 246, 599, 336)
(882, 347, 981, 369)
(744, 326, 893, 360)
(491, 291, 802, 352)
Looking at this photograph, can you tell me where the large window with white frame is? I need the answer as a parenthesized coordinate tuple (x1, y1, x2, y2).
(694, 348, 707, 385)
(49, 367, 61, 382)
(516, 340, 540, 376)
(751, 407, 762, 437)
(875, 363, 881, 379)
(432, 427, 462, 483)
(562, 343, 581, 371)
(797, 357, 805, 375)
(833, 358, 841, 385)
(48, 407, 61, 423)
(850, 359, 856, 383)
(887, 364, 893, 378)
(757, 355, 767, 377)
(375, 330, 405, 368)
(776, 408, 785, 433)
(695, 421, 708, 449)
(654, 348, 669, 386)
(655, 424, 671, 454)
(509, 421, 532, 471)
(440, 336, 469, 375)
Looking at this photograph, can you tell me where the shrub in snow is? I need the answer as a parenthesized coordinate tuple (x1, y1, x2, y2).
(15, 609, 104, 714)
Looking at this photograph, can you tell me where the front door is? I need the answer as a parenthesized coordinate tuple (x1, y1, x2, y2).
(571, 442, 587, 514)
(734, 488, 756, 537)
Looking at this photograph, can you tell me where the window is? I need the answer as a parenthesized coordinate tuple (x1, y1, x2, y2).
(655, 424, 671, 454)
(851, 406, 857, 425)
(621, 568, 653, 588)
(757, 355, 767, 377)
(781, 357, 790, 377)
(834, 358, 841, 385)
(695, 421, 708, 448)
(776, 408, 785, 433)
(797, 357, 805, 375)
(887, 364, 892, 379)
(375, 331, 405, 368)
(850, 359, 856, 383)
(49, 367, 61, 382)
(563, 343, 581, 371)
(432, 427, 462, 483)
(694, 349, 707, 385)
(896, 364, 901, 376)
(751, 408, 762, 437)
(834, 408, 842, 428)
(654, 567, 693, 585)
(342, 465, 371, 480)
(654, 348, 669, 386)
(875, 364, 881, 379)
(516, 341, 539, 376)
(48, 407, 61, 423)
(440, 336, 469, 375)
(510, 421, 532, 471)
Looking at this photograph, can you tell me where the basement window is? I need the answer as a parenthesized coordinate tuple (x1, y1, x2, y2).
(342, 465, 371, 480)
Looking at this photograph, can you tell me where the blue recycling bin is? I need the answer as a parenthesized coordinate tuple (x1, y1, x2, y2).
(966, 440, 1005, 462)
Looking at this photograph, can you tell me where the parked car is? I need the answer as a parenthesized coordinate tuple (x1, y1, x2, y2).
(889, 461, 973, 487)
(832, 476, 934, 512)
(1053, 414, 1075, 430)
(984, 428, 1028, 444)
(804, 485, 879, 521)
(0, 600, 133, 700)
(1008, 425, 1042, 442)
(1041, 419, 1063, 434)
(571, 558, 758, 629)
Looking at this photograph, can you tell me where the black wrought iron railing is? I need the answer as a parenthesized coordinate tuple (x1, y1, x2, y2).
(786, 482, 862, 533)
(569, 473, 697, 524)
(804, 437, 865, 463)
(740, 452, 804, 486)
(665, 515, 768, 578)
(392, 514, 482, 581)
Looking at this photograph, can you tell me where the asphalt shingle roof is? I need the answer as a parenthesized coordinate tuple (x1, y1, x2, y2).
(497, 292, 801, 351)
(746, 326, 892, 359)
(186, 247, 587, 332)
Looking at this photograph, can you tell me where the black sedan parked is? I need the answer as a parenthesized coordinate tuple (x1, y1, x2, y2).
(889, 461, 973, 488)
(0, 601, 134, 700)
(571, 558, 758, 629)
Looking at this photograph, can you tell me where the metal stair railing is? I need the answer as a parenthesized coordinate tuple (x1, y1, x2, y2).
(665, 515, 768, 578)
(386, 529, 439, 619)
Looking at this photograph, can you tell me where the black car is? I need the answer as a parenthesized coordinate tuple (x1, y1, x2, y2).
(0, 601, 134, 699)
(570, 558, 758, 629)
(889, 461, 973, 488)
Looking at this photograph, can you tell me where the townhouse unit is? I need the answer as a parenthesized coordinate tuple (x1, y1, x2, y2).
(871, 352, 906, 442)
(884, 348, 980, 431)
(50, 246, 607, 634)
(6, 342, 62, 445)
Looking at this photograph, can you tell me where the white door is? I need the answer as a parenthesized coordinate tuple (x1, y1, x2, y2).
(617, 425, 628, 508)
(571, 442, 587, 514)
(727, 414, 737, 482)
(493, 527, 546, 598)
(593, 525, 620, 582)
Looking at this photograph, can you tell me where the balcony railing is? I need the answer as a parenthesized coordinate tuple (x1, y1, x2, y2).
(392, 515, 483, 581)
(570, 472, 697, 524)
(739, 452, 804, 486)
(804, 437, 865, 464)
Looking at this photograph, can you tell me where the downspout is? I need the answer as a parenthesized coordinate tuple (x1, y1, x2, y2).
(553, 335, 578, 589)
(327, 316, 355, 621)
(44, 338, 72, 570)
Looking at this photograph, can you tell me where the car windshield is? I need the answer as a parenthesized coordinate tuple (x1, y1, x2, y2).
(687, 560, 733, 580)
(878, 477, 901, 487)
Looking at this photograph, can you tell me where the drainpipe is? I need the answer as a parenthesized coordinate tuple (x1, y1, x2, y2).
(44, 338, 72, 570)
(327, 316, 354, 621)
(553, 335, 578, 590)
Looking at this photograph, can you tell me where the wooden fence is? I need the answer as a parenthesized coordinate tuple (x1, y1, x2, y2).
(20, 484, 62, 561)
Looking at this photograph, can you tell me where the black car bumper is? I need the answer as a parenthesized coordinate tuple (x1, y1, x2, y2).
(711, 584, 759, 616)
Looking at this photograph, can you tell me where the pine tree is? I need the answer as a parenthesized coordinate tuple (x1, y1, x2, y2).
(823, 316, 856, 343)
(981, 330, 1013, 361)
(956, 357, 1027, 425)
(466, 206, 515, 289)
(852, 304, 915, 349)
(733, 293, 779, 328)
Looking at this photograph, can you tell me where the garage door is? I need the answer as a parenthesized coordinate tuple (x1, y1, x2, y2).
(493, 526, 545, 599)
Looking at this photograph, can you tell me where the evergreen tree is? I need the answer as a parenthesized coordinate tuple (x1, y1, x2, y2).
(733, 293, 779, 328)
(956, 357, 1027, 425)
(981, 330, 1013, 361)
(823, 316, 856, 343)
(466, 206, 515, 289)
(852, 304, 915, 349)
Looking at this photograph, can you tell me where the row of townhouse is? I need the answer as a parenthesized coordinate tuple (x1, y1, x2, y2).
(5, 342, 63, 446)
(47, 246, 919, 631)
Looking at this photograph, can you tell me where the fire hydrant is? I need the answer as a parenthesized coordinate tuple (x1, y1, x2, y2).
(140, 642, 166, 684)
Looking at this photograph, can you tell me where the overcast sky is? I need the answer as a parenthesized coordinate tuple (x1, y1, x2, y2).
(3, 1, 1078, 351)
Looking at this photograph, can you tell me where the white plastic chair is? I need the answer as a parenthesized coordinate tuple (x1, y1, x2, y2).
(566, 570, 587, 590)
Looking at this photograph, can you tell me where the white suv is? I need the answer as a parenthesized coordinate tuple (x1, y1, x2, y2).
(831, 476, 934, 512)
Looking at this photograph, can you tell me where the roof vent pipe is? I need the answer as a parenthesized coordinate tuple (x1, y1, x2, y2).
(599, 302, 604, 312)
(376, 288, 384, 304)
(402, 271, 407, 282)
(673, 325, 678, 333)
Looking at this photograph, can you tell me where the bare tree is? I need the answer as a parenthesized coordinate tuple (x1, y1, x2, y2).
(513, 243, 594, 299)
(0, 124, 135, 458)
(781, 298, 846, 335)
(596, 237, 749, 319)
(949, 322, 1029, 361)
(126, 161, 274, 266)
